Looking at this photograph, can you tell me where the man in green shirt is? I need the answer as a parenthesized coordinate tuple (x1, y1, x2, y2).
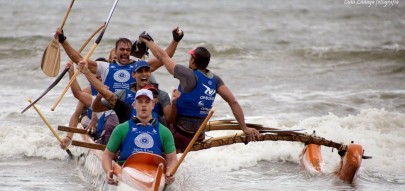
(98, 81, 177, 185)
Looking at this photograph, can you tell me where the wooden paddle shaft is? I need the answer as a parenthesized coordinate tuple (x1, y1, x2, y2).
(71, 140, 106, 150)
(58, 125, 88, 134)
(28, 99, 63, 142)
(51, 0, 118, 111)
(51, 42, 98, 111)
(27, 99, 73, 157)
(21, 23, 105, 114)
(170, 108, 216, 176)
(50, 23, 105, 100)
(207, 121, 306, 136)
(60, 0, 75, 29)
(78, 23, 106, 53)
(51, 66, 82, 111)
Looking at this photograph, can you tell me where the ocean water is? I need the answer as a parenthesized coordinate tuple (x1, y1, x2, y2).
(0, 0, 404, 190)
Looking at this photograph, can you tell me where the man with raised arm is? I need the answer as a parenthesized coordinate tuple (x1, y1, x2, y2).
(55, 27, 184, 146)
(138, 30, 262, 150)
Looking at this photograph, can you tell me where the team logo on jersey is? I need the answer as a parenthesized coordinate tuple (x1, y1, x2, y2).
(202, 83, 216, 96)
(127, 93, 134, 99)
(113, 70, 131, 83)
(134, 133, 154, 149)
(198, 101, 204, 107)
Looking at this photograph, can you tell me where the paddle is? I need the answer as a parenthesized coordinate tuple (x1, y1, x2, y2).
(27, 99, 73, 158)
(71, 140, 106, 150)
(169, 108, 216, 176)
(21, 23, 106, 114)
(206, 120, 307, 136)
(51, 0, 119, 111)
(41, 0, 75, 77)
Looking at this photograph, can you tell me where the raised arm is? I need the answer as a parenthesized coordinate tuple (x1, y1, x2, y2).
(55, 28, 98, 73)
(77, 59, 117, 112)
(147, 27, 184, 72)
(66, 61, 93, 107)
(140, 32, 177, 76)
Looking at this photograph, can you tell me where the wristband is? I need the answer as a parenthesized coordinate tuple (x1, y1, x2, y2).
(58, 30, 66, 43)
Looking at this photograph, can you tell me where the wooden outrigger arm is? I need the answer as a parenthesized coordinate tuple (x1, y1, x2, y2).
(187, 132, 347, 152)
(58, 124, 372, 159)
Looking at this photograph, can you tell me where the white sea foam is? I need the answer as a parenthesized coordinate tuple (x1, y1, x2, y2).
(193, 108, 404, 174)
(3, 108, 403, 174)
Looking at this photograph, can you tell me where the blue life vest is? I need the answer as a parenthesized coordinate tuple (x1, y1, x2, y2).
(118, 119, 162, 161)
(90, 85, 98, 96)
(96, 113, 105, 136)
(154, 91, 164, 117)
(99, 62, 134, 138)
(104, 62, 135, 92)
(122, 89, 136, 105)
(177, 70, 217, 118)
(86, 109, 93, 120)
(86, 85, 99, 119)
(87, 84, 106, 137)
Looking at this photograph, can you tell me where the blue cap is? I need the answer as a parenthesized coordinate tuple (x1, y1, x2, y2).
(132, 60, 150, 73)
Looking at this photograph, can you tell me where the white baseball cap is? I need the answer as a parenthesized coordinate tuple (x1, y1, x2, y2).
(135, 89, 153, 100)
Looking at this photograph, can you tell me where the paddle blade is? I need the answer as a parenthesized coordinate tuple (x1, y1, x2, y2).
(41, 39, 60, 77)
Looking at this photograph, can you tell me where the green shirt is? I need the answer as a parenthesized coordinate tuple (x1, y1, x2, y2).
(106, 121, 176, 162)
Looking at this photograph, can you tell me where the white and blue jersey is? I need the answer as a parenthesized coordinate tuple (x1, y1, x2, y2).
(104, 62, 135, 92)
(118, 119, 162, 161)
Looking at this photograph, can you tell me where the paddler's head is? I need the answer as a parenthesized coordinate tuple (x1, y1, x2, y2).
(108, 48, 117, 63)
(133, 89, 155, 119)
(188, 47, 211, 70)
(114, 38, 132, 65)
(142, 83, 159, 102)
(132, 60, 151, 88)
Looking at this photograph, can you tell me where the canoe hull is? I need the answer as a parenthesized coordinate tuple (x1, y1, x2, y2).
(336, 144, 363, 184)
(300, 144, 324, 173)
(117, 152, 166, 191)
(300, 143, 363, 183)
(77, 132, 165, 191)
(74, 130, 109, 190)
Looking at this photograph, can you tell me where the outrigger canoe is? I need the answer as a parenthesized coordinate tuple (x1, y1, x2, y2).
(58, 120, 371, 189)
